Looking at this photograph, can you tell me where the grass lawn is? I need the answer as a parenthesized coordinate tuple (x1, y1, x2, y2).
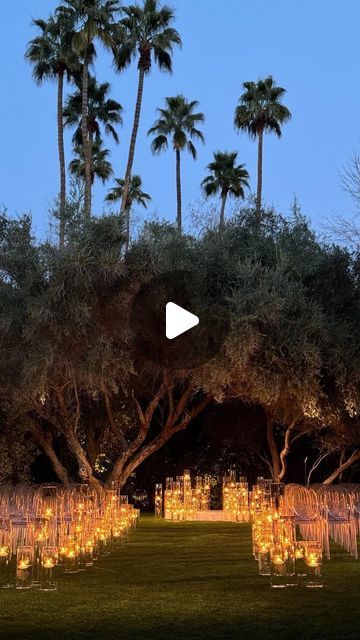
(0, 515, 359, 640)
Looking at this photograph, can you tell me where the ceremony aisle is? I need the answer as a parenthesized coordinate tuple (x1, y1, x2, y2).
(0, 516, 359, 640)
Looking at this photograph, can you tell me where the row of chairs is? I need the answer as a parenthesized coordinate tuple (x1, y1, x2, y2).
(284, 484, 360, 559)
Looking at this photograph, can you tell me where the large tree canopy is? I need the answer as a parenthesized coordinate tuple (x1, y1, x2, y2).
(1, 206, 360, 488)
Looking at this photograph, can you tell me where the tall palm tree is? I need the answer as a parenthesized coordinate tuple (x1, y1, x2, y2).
(105, 175, 151, 248)
(25, 12, 79, 247)
(64, 75, 122, 147)
(148, 95, 205, 231)
(234, 76, 291, 214)
(70, 139, 113, 186)
(58, 0, 121, 217)
(113, 0, 181, 216)
(201, 151, 249, 228)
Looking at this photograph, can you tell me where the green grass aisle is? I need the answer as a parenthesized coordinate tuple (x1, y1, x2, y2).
(0, 516, 360, 640)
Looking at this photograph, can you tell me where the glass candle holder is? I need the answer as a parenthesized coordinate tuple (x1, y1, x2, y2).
(155, 484, 163, 518)
(284, 544, 297, 587)
(305, 541, 323, 588)
(258, 543, 271, 576)
(32, 532, 47, 588)
(82, 541, 93, 567)
(0, 545, 11, 589)
(40, 547, 57, 591)
(77, 544, 86, 571)
(64, 546, 79, 574)
(294, 542, 308, 583)
(270, 544, 287, 588)
(16, 546, 34, 590)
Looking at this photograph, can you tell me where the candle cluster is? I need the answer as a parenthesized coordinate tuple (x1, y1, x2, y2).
(222, 470, 250, 521)
(163, 471, 211, 520)
(0, 484, 139, 591)
(251, 478, 323, 588)
(158, 469, 251, 521)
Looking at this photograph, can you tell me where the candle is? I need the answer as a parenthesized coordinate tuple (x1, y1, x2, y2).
(0, 546, 9, 557)
(18, 559, 30, 570)
(43, 559, 55, 569)
(307, 557, 320, 568)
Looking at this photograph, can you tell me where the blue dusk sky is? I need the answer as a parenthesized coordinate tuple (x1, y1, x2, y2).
(1, 0, 360, 238)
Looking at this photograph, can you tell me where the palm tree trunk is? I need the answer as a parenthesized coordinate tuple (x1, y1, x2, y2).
(219, 192, 227, 229)
(82, 60, 92, 217)
(176, 148, 182, 231)
(57, 71, 66, 248)
(256, 128, 264, 215)
(121, 68, 145, 216)
(125, 206, 131, 251)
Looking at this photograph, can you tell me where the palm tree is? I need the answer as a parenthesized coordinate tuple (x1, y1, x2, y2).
(70, 139, 113, 186)
(58, 0, 121, 216)
(64, 75, 122, 147)
(202, 152, 249, 228)
(113, 0, 181, 216)
(234, 76, 291, 213)
(25, 12, 79, 247)
(105, 175, 151, 248)
(148, 95, 205, 231)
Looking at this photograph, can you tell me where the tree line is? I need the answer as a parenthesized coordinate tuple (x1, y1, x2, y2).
(26, 0, 291, 245)
(1, 207, 360, 488)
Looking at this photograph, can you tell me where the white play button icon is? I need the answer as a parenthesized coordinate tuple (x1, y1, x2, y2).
(166, 302, 199, 340)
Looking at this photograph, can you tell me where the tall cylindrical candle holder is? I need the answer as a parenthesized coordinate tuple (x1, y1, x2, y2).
(155, 484, 163, 518)
(0, 545, 11, 589)
(16, 546, 34, 590)
(305, 541, 323, 588)
(270, 544, 287, 589)
(40, 547, 57, 591)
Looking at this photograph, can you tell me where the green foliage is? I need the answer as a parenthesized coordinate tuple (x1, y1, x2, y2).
(58, 0, 121, 61)
(105, 175, 151, 209)
(2, 203, 360, 483)
(64, 75, 123, 145)
(202, 151, 249, 200)
(25, 12, 80, 83)
(113, 0, 181, 73)
(69, 139, 113, 184)
(148, 95, 205, 158)
(234, 75, 291, 138)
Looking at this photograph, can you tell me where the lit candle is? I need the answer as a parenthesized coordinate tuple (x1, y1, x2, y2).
(43, 558, 55, 569)
(18, 559, 30, 570)
(306, 555, 320, 568)
(0, 546, 9, 557)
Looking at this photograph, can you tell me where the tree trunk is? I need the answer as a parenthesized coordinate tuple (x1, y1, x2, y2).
(323, 450, 360, 484)
(256, 128, 264, 215)
(125, 206, 131, 251)
(278, 421, 296, 481)
(66, 428, 103, 491)
(82, 60, 92, 217)
(108, 393, 211, 488)
(121, 68, 145, 216)
(265, 409, 281, 482)
(219, 192, 227, 229)
(30, 423, 71, 487)
(57, 71, 66, 248)
(176, 148, 182, 231)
